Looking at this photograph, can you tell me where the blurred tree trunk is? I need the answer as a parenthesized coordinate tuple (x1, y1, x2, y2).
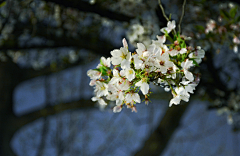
(0, 60, 21, 156)
(0, 57, 98, 155)
(134, 103, 190, 156)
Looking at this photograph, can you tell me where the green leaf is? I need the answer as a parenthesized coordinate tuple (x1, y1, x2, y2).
(0, 1, 6, 8)
(220, 10, 230, 19)
(180, 41, 186, 48)
(99, 66, 107, 75)
(192, 59, 200, 67)
(230, 7, 237, 18)
(236, 16, 240, 22)
(195, 25, 205, 31)
(166, 35, 174, 43)
(164, 30, 169, 36)
(100, 58, 104, 66)
(181, 54, 186, 62)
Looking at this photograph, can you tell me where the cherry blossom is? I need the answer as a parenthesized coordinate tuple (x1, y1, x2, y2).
(125, 92, 141, 104)
(181, 59, 194, 82)
(161, 20, 176, 33)
(135, 78, 149, 95)
(87, 69, 101, 80)
(87, 20, 204, 112)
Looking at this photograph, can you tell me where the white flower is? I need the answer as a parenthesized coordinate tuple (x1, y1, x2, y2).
(125, 92, 141, 104)
(181, 59, 194, 82)
(111, 47, 131, 66)
(113, 105, 122, 113)
(147, 44, 162, 56)
(185, 83, 197, 94)
(168, 49, 178, 56)
(89, 79, 96, 86)
(169, 81, 198, 106)
(109, 69, 122, 84)
(166, 64, 178, 79)
(233, 36, 240, 44)
(122, 68, 135, 81)
(164, 87, 170, 92)
(180, 80, 198, 93)
(161, 20, 176, 34)
(109, 70, 130, 90)
(87, 69, 101, 80)
(158, 78, 168, 85)
(136, 43, 147, 55)
(122, 38, 128, 48)
(95, 81, 109, 97)
(132, 24, 144, 35)
(169, 86, 190, 107)
(132, 54, 144, 69)
(91, 96, 107, 105)
(156, 35, 166, 44)
(189, 47, 205, 63)
(205, 19, 216, 34)
(135, 78, 149, 95)
(131, 106, 137, 113)
(119, 79, 130, 90)
(233, 37, 240, 53)
(120, 59, 131, 69)
(97, 57, 111, 68)
(180, 48, 187, 54)
(234, 45, 238, 53)
(151, 35, 168, 53)
(156, 53, 174, 74)
(136, 43, 151, 61)
(107, 91, 124, 101)
(168, 48, 187, 56)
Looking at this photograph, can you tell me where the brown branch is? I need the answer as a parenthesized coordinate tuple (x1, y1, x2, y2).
(19, 56, 83, 82)
(45, 0, 134, 22)
(13, 99, 97, 130)
(2, 22, 117, 82)
(0, 33, 115, 57)
(134, 102, 190, 156)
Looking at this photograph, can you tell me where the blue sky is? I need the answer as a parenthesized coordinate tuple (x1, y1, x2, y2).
(11, 59, 240, 156)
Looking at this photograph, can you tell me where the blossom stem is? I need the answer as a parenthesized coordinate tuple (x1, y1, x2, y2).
(158, 0, 169, 22)
(158, 0, 177, 35)
(167, 80, 177, 95)
(178, 0, 187, 34)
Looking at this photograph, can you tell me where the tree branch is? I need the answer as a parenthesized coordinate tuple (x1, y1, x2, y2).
(13, 99, 97, 130)
(158, 0, 169, 22)
(45, 0, 134, 22)
(0, 33, 115, 57)
(178, 0, 186, 34)
(19, 55, 83, 82)
(158, 0, 176, 35)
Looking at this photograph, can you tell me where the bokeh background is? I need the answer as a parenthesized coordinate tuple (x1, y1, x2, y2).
(1, 0, 240, 155)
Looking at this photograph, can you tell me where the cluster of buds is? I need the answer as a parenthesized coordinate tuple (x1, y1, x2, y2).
(87, 21, 205, 113)
(204, 4, 240, 53)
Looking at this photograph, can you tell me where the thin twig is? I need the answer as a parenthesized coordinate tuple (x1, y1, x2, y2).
(178, 0, 187, 34)
(158, 0, 176, 35)
(158, 0, 169, 22)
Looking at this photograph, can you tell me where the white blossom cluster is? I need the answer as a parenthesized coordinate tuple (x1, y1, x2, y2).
(126, 12, 160, 47)
(204, 3, 240, 54)
(87, 21, 205, 113)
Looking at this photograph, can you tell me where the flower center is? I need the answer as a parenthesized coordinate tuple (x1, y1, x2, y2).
(160, 61, 165, 66)
(100, 86, 105, 91)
